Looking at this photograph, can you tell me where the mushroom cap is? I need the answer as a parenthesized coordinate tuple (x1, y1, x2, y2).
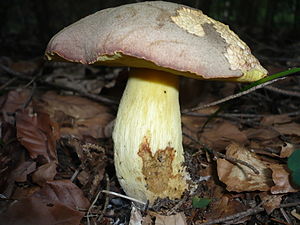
(45, 1, 267, 82)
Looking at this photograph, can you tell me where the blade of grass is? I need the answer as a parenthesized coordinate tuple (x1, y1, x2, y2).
(183, 68, 300, 130)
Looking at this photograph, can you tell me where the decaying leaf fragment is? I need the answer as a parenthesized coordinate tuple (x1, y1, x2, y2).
(217, 142, 273, 192)
(269, 164, 300, 194)
(0, 180, 90, 225)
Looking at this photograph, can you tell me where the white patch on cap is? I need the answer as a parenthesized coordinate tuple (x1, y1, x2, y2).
(171, 7, 267, 75)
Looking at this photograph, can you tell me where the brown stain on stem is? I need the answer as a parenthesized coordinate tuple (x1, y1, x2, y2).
(137, 137, 183, 195)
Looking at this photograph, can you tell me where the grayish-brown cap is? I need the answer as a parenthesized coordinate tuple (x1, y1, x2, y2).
(45, 1, 267, 82)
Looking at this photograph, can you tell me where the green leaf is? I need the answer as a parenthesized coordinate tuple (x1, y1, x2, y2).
(291, 169, 300, 187)
(192, 197, 211, 208)
(288, 150, 300, 172)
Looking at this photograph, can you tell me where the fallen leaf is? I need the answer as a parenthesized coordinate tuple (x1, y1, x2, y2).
(261, 114, 292, 126)
(16, 109, 59, 162)
(9, 59, 42, 75)
(12, 186, 41, 200)
(0, 180, 90, 225)
(259, 192, 283, 214)
(129, 206, 144, 225)
(291, 209, 300, 220)
(280, 143, 295, 158)
(12, 161, 36, 182)
(61, 114, 114, 139)
(200, 121, 248, 150)
(32, 161, 57, 186)
(36, 92, 114, 138)
(269, 164, 300, 194)
(244, 128, 279, 141)
(274, 122, 300, 136)
(192, 197, 211, 208)
(149, 211, 187, 225)
(0, 197, 84, 225)
(1, 89, 32, 124)
(217, 143, 273, 192)
(206, 195, 248, 222)
(1, 89, 31, 114)
(38, 91, 111, 119)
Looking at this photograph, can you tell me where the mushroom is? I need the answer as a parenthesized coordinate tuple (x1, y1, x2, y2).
(45, 1, 267, 204)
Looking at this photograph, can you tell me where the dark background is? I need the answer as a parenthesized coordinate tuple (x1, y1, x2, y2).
(1, 0, 299, 68)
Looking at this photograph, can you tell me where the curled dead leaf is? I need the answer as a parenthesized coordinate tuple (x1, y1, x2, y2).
(35, 92, 114, 138)
(32, 161, 57, 186)
(0, 180, 90, 225)
(273, 122, 300, 136)
(269, 164, 300, 194)
(16, 109, 59, 162)
(259, 192, 283, 214)
(217, 143, 273, 192)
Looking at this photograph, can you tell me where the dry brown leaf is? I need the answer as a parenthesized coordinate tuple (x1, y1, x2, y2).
(129, 206, 144, 225)
(0, 180, 89, 225)
(291, 209, 300, 220)
(61, 114, 114, 139)
(273, 122, 300, 136)
(1, 89, 31, 114)
(12, 186, 41, 200)
(261, 114, 292, 126)
(9, 59, 42, 74)
(16, 109, 59, 162)
(269, 164, 300, 194)
(217, 142, 273, 192)
(148, 211, 187, 225)
(279, 143, 296, 158)
(39, 91, 111, 119)
(36, 92, 114, 138)
(259, 192, 283, 214)
(12, 161, 36, 182)
(200, 121, 248, 150)
(206, 195, 248, 222)
(244, 128, 279, 141)
(32, 161, 57, 186)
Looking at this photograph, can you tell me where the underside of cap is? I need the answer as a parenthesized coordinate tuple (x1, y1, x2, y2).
(45, 1, 267, 82)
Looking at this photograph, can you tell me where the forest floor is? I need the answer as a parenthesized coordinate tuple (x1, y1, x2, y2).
(0, 37, 300, 225)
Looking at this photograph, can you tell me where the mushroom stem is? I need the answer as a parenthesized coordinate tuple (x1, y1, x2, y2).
(113, 68, 187, 204)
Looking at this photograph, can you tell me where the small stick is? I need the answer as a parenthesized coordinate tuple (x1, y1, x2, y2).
(183, 132, 260, 174)
(183, 77, 286, 113)
(101, 190, 147, 207)
(196, 206, 264, 225)
(197, 201, 300, 225)
(96, 173, 110, 222)
(0, 77, 17, 90)
(265, 85, 300, 98)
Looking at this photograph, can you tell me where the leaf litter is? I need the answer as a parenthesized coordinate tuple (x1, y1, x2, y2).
(1, 59, 300, 224)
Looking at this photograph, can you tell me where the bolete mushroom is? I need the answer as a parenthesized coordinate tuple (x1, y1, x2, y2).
(45, 1, 267, 204)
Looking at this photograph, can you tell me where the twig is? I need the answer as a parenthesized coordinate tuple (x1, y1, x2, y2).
(196, 206, 264, 225)
(97, 173, 110, 222)
(183, 110, 300, 118)
(0, 77, 17, 90)
(280, 207, 292, 225)
(166, 194, 189, 216)
(87, 187, 103, 225)
(22, 81, 36, 109)
(182, 77, 286, 113)
(213, 151, 260, 174)
(0, 64, 118, 106)
(197, 201, 300, 225)
(265, 85, 300, 98)
(183, 132, 260, 174)
(101, 190, 147, 207)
